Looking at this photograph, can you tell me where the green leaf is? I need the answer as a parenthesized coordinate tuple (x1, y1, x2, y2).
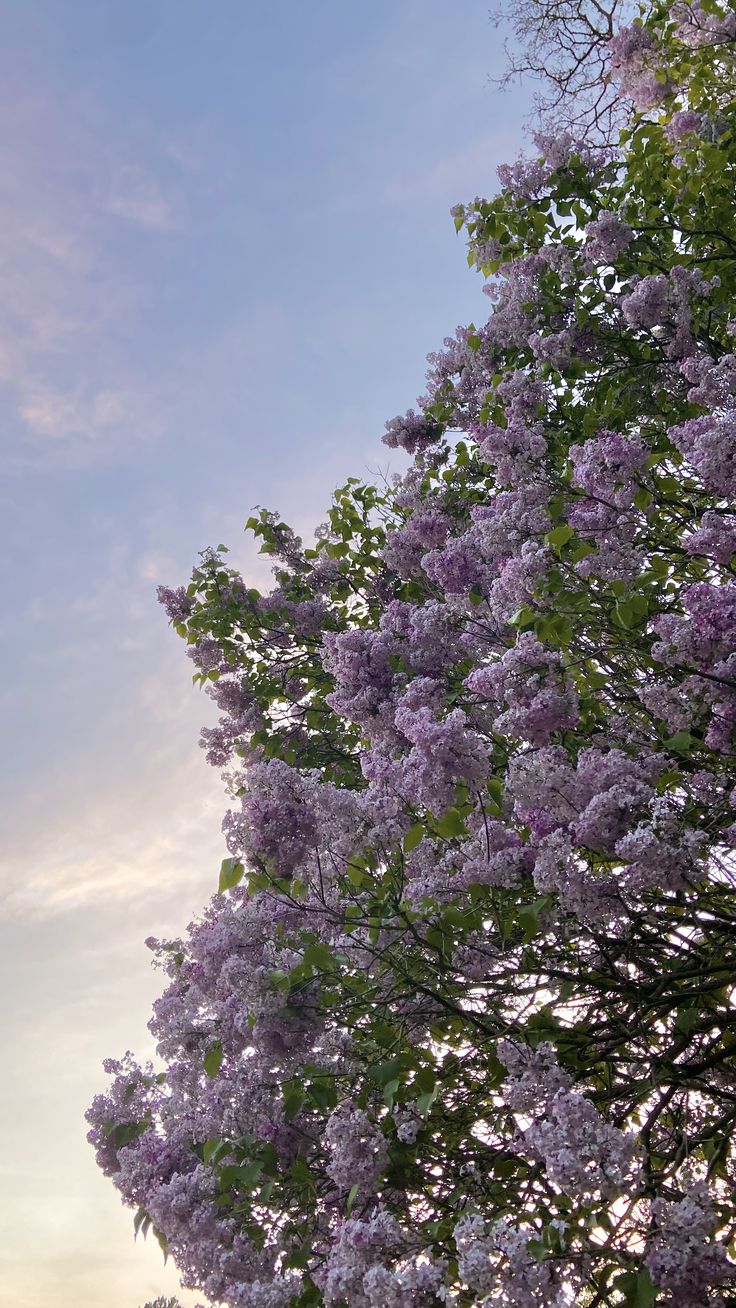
(613, 596, 647, 629)
(202, 1138, 230, 1166)
(664, 729, 692, 754)
(347, 1183, 359, 1213)
(614, 1268, 657, 1307)
(345, 859, 368, 889)
(487, 775, 504, 804)
(509, 604, 536, 629)
(307, 1080, 338, 1112)
(432, 807, 468, 839)
(403, 822, 425, 853)
(302, 942, 334, 972)
(545, 523, 574, 549)
(133, 1207, 151, 1239)
(517, 895, 553, 943)
(675, 1005, 699, 1035)
(107, 1120, 147, 1148)
(370, 1055, 410, 1087)
(383, 1077, 401, 1105)
(218, 857, 245, 894)
(204, 1041, 223, 1079)
(415, 1087, 438, 1115)
(283, 1085, 305, 1119)
(413, 1065, 436, 1093)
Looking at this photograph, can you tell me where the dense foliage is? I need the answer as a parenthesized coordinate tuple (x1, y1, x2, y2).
(91, 4, 736, 1305)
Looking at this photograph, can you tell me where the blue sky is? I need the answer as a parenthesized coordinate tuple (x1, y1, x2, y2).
(0, 3, 528, 1304)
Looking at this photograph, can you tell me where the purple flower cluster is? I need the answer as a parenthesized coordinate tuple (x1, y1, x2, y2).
(315, 1210, 446, 1308)
(224, 757, 363, 877)
(570, 430, 648, 507)
(584, 211, 633, 263)
(609, 24, 672, 110)
(621, 266, 714, 358)
(157, 585, 195, 625)
(672, 0, 736, 48)
(382, 410, 440, 455)
(365, 694, 489, 815)
(666, 108, 704, 141)
(323, 1102, 388, 1194)
(647, 584, 736, 751)
(476, 415, 547, 487)
(668, 412, 736, 497)
(680, 351, 736, 409)
(520, 1091, 638, 1199)
(454, 1212, 573, 1306)
(500, 1042, 638, 1199)
(684, 512, 736, 564)
(466, 633, 579, 745)
(645, 1182, 733, 1305)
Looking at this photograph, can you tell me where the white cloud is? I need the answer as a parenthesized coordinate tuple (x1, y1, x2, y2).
(104, 163, 178, 231)
(18, 384, 137, 441)
(0, 83, 179, 466)
(0, 723, 224, 919)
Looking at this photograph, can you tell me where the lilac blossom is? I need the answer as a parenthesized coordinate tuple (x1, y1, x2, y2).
(497, 154, 551, 200)
(501, 1043, 639, 1199)
(645, 1182, 733, 1305)
(454, 1212, 574, 1305)
(672, 0, 736, 48)
(609, 24, 672, 110)
(466, 633, 579, 745)
(90, 16, 736, 1302)
(621, 267, 713, 357)
(223, 758, 362, 876)
(533, 829, 620, 921)
(382, 409, 440, 454)
(498, 1040, 573, 1111)
(570, 430, 648, 507)
(382, 506, 451, 579)
(421, 531, 490, 596)
(519, 1089, 639, 1198)
(666, 108, 704, 141)
(507, 745, 660, 851)
(456, 821, 534, 890)
(487, 541, 550, 622)
(365, 695, 489, 814)
(684, 512, 736, 564)
(584, 210, 633, 263)
(323, 1102, 388, 1194)
(157, 585, 195, 625)
(324, 628, 399, 739)
(187, 638, 229, 675)
(668, 412, 736, 497)
(315, 1210, 405, 1308)
(680, 352, 736, 408)
(476, 415, 547, 486)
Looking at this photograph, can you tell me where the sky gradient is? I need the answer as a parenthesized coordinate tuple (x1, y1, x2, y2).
(0, 3, 528, 1304)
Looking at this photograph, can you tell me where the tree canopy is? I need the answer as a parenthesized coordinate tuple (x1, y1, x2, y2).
(90, 3, 736, 1305)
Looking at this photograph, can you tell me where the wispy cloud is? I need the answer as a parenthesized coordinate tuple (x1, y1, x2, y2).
(19, 384, 138, 441)
(104, 163, 178, 231)
(0, 81, 180, 466)
(0, 693, 224, 919)
(0, 528, 227, 921)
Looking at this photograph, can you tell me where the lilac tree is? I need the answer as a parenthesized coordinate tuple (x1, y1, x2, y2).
(90, 4, 736, 1305)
